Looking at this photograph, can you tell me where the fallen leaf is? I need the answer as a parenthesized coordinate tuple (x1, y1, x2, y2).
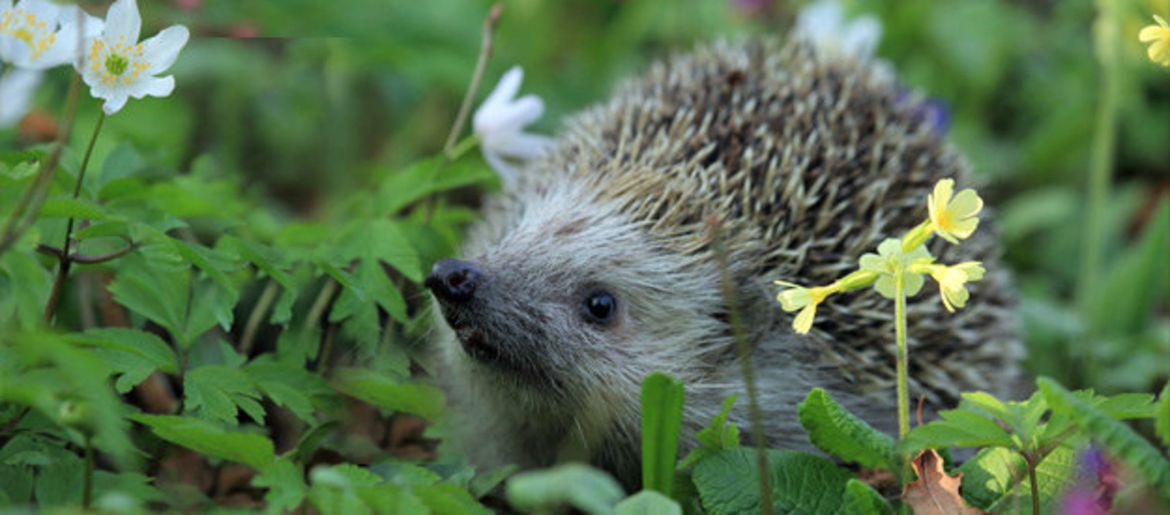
(902, 449, 983, 515)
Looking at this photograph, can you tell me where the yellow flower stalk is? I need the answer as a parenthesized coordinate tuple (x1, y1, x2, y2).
(1140, 15, 1170, 66)
(774, 282, 838, 334)
(927, 178, 983, 244)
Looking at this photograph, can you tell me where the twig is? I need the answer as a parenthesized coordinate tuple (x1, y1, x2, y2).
(443, 3, 503, 159)
(37, 241, 137, 265)
(707, 216, 773, 515)
(240, 279, 280, 355)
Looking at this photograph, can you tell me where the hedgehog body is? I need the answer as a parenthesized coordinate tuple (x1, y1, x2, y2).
(427, 39, 1022, 488)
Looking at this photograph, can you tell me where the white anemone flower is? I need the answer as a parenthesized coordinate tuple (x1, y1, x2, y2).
(473, 66, 553, 185)
(0, 0, 102, 70)
(795, 0, 882, 59)
(80, 0, 189, 115)
(0, 67, 40, 127)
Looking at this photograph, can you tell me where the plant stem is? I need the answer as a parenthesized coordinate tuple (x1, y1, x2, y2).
(895, 269, 910, 439)
(44, 112, 106, 325)
(82, 437, 94, 509)
(1077, 0, 1119, 316)
(240, 279, 280, 355)
(1026, 453, 1040, 515)
(708, 217, 773, 515)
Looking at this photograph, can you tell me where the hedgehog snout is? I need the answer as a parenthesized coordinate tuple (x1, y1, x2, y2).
(426, 258, 482, 304)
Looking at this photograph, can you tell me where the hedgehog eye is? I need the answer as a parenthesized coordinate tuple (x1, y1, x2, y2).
(581, 290, 617, 325)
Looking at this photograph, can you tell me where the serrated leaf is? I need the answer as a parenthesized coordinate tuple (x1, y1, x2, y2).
(506, 463, 624, 515)
(225, 236, 294, 287)
(901, 450, 981, 515)
(245, 355, 333, 423)
(959, 443, 1080, 514)
(66, 328, 179, 393)
(691, 448, 852, 515)
(843, 478, 894, 515)
(679, 395, 739, 470)
(641, 372, 684, 497)
(798, 388, 898, 471)
(1038, 377, 1170, 496)
(0, 250, 53, 331)
(108, 255, 190, 345)
(254, 457, 307, 513)
(376, 156, 497, 216)
(183, 365, 265, 426)
(39, 197, 107, 220)
(615, 490, 682, 515)
(172, 238, 241, 298)
(131, 414, 275, 469)
(414, 482, 493, 515)
(903, 408, 1014, 451)
(331, 367, 444, 421)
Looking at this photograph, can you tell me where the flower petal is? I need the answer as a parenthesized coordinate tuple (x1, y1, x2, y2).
(141, 25, 189, 75)
(102, 91, 129, 115)
(127, 75, 174, 99)
(480, 148, 517, 186)
(858, 253, 884, 272)
(793, 304, 817, 334)
(932, 178, 955, 207)
(876, 238, 901, 258)
(1139, 25, 1164, 43)
(487, 132, 553, 160)
(777, 288, 812, 311)
(479, 66, 523, 116)
(103, 0, 141, 45)
(949, 189, 984, 217)
(904, 272, 925, 297)
(874, 275, 895, 299)
(0, 68, 42, 127)
(950, 217, 979, 239)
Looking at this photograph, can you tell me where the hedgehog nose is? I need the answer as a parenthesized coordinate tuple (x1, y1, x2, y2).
(426, 259, 481, 303)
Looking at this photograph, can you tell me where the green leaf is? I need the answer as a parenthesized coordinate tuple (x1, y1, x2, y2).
(254, 457, 307, 514)
(842, 479, 894, 515)
(678, 395, 739, 470)
(172, 238, 242, 298)
(641, 372, 684, 496)
(1088, 199, 1170, 335)
(691, 448, 852, 515)
(107, 255, 192, 345)
(224, 236, 294, 287)
(615, 490, 683, 515)
(1038, 377, 1170, 497)
(131, 414, 276, 469)
(183, 365, 265, 426)
(246, 355, 334, 423)
(331, 367, 445, 421)
(376, 155, 497, 216)
(958, 443, 1080, 513)
(506, 463, 625, 515)
(903, 407, 1015, 451)
(1157, 381, 1170, 448)
(0, 251, 53, 331)
(66, 328, 179, 393)
(469, 464, 518, 499)
(797, 388, 899, 471)
(39, 197, 107, 220)
(413, 482, 493, 515)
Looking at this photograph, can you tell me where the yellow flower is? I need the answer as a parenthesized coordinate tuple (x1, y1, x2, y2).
(912, 261, 985, 312)
(927, 179, 983, 244)
(774, 281, 837, 334)
(1140, 15, 1170, 67)
(858, 238, 930, 300)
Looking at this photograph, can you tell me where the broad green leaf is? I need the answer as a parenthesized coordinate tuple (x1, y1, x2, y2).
(183, 365, 265, 426)
(224, 236, 294, 287)
(413, 482, 493, 515)
(798, 388, 898, 471)
(376, 155, 497, 216)
(469, 464, 519, 499)
(74, 220, 130, 241)
(959, 443, 1080, 513)
(92, 471, 164, 509)
(172, 238, 242, 298)
(0, 250, 53, 331)
(1157, 381, 1170, 448)
(615, 490, 682, 515)
(331, 367, 445, 420)
(678, 395, 739, 470)
(254, 457, 307, 514)
(1038, 377, 1170, 497)
(66, 328, 179, 393)
(691, 448, 852, 515)
(335, 219, 423, 284)
(39, 197, 107, 220)
(107, 255, 191, 345)
(641, 372, 684, 496)
(506, 463, 624, 515)
(131, 414, 276, 470)
(842, 479, 894, 515)
(903, 407, 1015, 451)
(245, 355, 334, 423)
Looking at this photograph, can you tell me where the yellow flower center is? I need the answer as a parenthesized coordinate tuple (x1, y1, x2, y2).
(0, 9, 56, 61)
(88, 38, 150, 86)
(106, 53, 129, 75)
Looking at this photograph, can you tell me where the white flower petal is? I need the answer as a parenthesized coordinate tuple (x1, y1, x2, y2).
(0, 68, 42, 128)
(127, 75, 174, 99)
(841, 16, 881, 58)
(481, 66, 523, 114)
(103, 0, 141, 44)
(795, 0, 843, 42)
(488, 132, 553, 160)
(16, 0, 60, 25)
(141, 25, 189, 75)
(481, 149, 517, 186)
(102, 91, 129, 115)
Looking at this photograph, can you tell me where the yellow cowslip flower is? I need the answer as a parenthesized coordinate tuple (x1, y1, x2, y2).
(927, 179, 983, 244)
(774, 281, 838, 334)
(1140, 15, 1170, 67)
(910, 260, 985, 312)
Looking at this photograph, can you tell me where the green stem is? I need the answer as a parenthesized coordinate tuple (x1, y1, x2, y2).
(1077, 0, 1120, 316)
(44, 112, 106, 325)
(895, 270, 910, 439)
(1026, 453, 1040, 515)
(82, 437, 94, 509)
(239, 279, 280, 355)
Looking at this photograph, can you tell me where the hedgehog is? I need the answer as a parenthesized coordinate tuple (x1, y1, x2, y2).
(424, 38, 1022, 489)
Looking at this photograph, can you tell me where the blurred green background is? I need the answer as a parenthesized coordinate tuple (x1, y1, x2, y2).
(6, 0, 1169, 394)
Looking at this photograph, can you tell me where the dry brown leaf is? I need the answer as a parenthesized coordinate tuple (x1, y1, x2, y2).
(902, 449, 983, 515)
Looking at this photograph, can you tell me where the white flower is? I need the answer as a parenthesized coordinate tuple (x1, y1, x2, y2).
(0, 67, 40, 127)
(0, 0, 102, 70)
(473, 66, 553, 184)
(795, 0, 882, 59)
(79, 0, 188, 115)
